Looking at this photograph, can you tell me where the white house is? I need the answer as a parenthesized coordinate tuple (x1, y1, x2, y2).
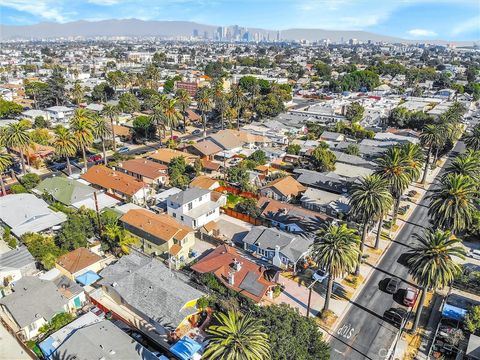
(167, 188, 224, 229)
(45, 106, 75, 124)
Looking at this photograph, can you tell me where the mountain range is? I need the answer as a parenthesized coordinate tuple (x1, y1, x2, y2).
(0, 19, 476, 45)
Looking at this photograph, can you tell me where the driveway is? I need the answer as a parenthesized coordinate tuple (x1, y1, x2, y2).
(0, 322, 30, 360)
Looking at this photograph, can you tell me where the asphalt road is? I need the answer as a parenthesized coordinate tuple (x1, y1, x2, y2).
(329, 141, 466, 360)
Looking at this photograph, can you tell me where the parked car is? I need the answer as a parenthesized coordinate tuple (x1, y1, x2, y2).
(468, 249, 480, 260)
(192, 129, 202, 136)
(88, 154, 102, 162)
(170, 135, 179, 140)
(403, 288, 418, 307)
(385, 278, 401, 294)
(312, 268, 329, 282)
(383, 308, 408, 327)
(49, 162, 67, 171)
(118, 146, 130, 154)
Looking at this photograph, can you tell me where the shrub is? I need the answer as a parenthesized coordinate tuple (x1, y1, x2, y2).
(10, 184, 27, 194)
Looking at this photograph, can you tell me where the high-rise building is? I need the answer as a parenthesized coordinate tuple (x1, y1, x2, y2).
(192, 29, 199, 37)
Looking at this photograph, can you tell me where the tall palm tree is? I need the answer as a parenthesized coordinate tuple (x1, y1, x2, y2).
(162, 99, 181, 139)
(349, 175, 393, 273)
(311, 224, 360, 312)
(175, 89, 192, 132)
(3, 122, 31, 174)
(406, 229, 465, 332)
(71, 81, 84, 105)
(92, 116, 111, 165)
(400, 143, 424, 183)
(195, 87, 212, 139)
(427, 173, 476, 234)
(52, 126, 77, 175)
(230, 84, 245, 130)
(420, 124, 442, 184)
(212, 81, 228, 130)
(0, 151, 12, 196)
(445, 151, 480, 183)
(464, 124, 480, 151)
(101, 104, 120, 151)
(375, 147, 411, 225)
(203, 311, 270, 360)
(69, 109, 94, 172)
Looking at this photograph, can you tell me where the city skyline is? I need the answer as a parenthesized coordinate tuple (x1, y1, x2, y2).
(1, 0, 479, 41)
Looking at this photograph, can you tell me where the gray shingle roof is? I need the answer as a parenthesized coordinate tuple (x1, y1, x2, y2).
(0, 277, 68, 328)
(0, 246, 36, 274)
(167, 188, 210, 206)
(98, 252, 205, 329)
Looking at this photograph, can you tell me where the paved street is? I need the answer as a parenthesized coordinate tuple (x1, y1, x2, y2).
(329, 141, 466, 360)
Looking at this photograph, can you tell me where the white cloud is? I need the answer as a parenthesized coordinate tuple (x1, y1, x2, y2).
(451, 15, 480, 36)
(87, 0, 120, 5)
(0, 0, 68, 22)
(407, 28, 438, 37)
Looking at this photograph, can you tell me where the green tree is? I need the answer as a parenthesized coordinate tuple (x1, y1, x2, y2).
(46, 67, 67, 106)
(175, 88, 192, 132)
(33, 116, 49, 129)
(234, 198, 261, 217)
(406, 229, 465, 332)
(195, 87, 212, 138)
(203, 311, 270, 360)
(311, 146, 336, 172)
(101, 104, 120, 151)
(420, 124, 442, 184)
(52, 126, 77, 175)
(103, 222, 138, 255)
(286, 144, 301, 155)
(227, 166, 250, 191)
(71, 81, 84, 105)
(21, 232, 63, 269)
(24, 81, 48, 109)
(248, 150, 267, 165)
(345, 102, 364, 123)
(0, 98, 23, 118)
(132, 115, 155, 140)
(118, 92, 140, 114)
(2, 122, 31, 174)
(446, 151, 480, 182)
(39, 313, 74, 335)
(168, 156, 189, 188)
(311, 224, 359, 312)
(465, 124, 480, 151)
(229, 84, 246, 130)
(69, 109, 95, 171)
(400, 143, 424, 183)
(427, 173, 477, 234)
(91, 82, 115, 102)
(29, 128, 52, 146)
(20, 173, 40, 190)
(345, 144, 360, 156)
(92, 116, 111, 165)
(465, 305, 480, 334)
(163, 99, 181, 139)
(0, 151, 12, 196)
(56, 211, 95, 251)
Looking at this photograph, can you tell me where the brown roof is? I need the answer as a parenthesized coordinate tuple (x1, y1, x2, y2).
(118, 158, 167, 180)
(112, 125, 131, 137)
(120, 209, 192, 244)
(191, 244, 277, 303)
(190, 176, 220, 190)
(149, 148, 198, 165)
(169, 244, 182, 256)
(201, 158, 221, 171)
(56, 247, 102, 274)
(262, 176, 306, 197)
(258, 196, 331, 224)
(186, 109, 201, 122)
(80, 165, 145, 196)
(188, 140, 222, 156)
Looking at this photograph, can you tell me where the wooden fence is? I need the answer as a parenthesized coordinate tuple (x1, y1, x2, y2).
(222, 207, 270, 227)
(214, 186, 258, 200)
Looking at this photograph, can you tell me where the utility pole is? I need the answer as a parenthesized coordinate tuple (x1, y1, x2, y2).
(93, 191, 102, 237)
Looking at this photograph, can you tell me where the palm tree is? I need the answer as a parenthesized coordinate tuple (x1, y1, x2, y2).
(162, 99, 181, 139)
(203, 311, 270, 360)
(3, 122, 31, 174)
(195, 87, 212, 139)
(69, 109, 94, 172)
(311, 224, 360, 312)
(406, 229, 465, 332)
(212, 81, 228, 130)
(103, 222, 138, 255)
(427, 173, 476, 234)
(464, 124, 480, 151)
(420, 124, 442, 184)
(52, 126, 77, 175)
(230, 84, 245, 130)
(375, 147, 411, 225)
(0, 151, 12, 196)
(71, 81, 84, 105)
(401, 143, 424, 182)
(445, 151, 480, 182)
(101, 104, 120, 151)
(349, 175, 393, 273)
(92, 116, 111, 165)
(175, 89, 192, 132)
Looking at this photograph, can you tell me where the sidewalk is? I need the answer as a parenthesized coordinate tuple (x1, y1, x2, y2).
(0, 322, 31, 360)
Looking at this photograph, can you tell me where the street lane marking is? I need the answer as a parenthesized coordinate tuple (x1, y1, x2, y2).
(337, 323, 355, 339)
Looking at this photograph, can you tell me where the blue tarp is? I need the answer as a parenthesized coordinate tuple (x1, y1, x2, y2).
(75, 270, 101, 286)
(442, 303, 467, 321)
(38, 336, 56, 359)
(170, 336, 202, 360)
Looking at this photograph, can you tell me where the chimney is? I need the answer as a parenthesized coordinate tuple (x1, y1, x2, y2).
(228, 271, 235, 285)
(232, 259, 241, 272)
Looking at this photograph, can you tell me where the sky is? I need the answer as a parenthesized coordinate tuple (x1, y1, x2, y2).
(0, 0, 479, 40)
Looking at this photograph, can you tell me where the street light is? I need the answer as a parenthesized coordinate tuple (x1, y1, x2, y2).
(306, 278, 321, 318)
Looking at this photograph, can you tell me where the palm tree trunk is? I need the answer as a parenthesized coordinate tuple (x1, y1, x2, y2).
(102, 139, 107, 165)
(19, 149, 26, 175)
(421, 147, 431, 184)
(81, 145, 88, 172)
(323, 274, 334, 312)
(355, 221, 369, 275)
(66, 156, 72, 176)
(0, 175, 6, 196)
(221, 113, 225, 130)
(183, 111, 187, 134)
(110, 117, 117, 151)
(157, 125, 163, 146)
(203, 112, 207, 139)
(375, 216, 383, 249)
(412, 288, 426, 333)
(392, 195, 401, 225)
(237, 113, 240, 130)
(170, 127, 174, 140)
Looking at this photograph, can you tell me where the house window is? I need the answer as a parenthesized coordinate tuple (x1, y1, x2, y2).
(173, 213, 177, 218)
(199, 196, 203, 201)
(192, 219, 197, 227)
(188, 202, 193, 211)
(180, 216, 184, 221)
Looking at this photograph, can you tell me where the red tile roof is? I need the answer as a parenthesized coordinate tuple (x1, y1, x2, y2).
(81, 165, 145, 197)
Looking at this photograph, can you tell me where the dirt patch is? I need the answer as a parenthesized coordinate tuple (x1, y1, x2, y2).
(316, 309, 338, 330)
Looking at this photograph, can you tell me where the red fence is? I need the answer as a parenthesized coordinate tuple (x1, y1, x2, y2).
(222, 207, 270, 226)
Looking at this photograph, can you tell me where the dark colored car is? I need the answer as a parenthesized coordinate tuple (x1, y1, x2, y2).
(117, 146, 130, 154)
(191, 129, 202, 136)
(385, 278, 401, 294)
(383, 308, 408, 327)
(49, 162, 67, 171)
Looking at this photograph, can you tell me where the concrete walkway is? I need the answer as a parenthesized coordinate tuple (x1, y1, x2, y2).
(0, 322, 31, 360)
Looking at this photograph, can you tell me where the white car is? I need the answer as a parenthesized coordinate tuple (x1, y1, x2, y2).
(312, 269, 329, 282)
(468, 249, 480, 260)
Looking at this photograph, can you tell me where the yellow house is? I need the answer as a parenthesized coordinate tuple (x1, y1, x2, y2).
(56, 247, 106, 281)
(120, 209, 195, 261)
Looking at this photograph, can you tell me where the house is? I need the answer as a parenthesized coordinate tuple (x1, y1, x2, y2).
(258, 196, 332, 233)
(300, 187, 350, 218)
(0, 246, 36, 285)
(207, 130, 244, 153)
(186, 140, 223, 160)
(45, 106, 75, 123)
(0, 276, 70, 340)
(52, 319, 157, 360)
(262, 147, 287, 162)
(241, 226, 313, 271)
(331, 151, 377, 170)
(98, 251, 205, 333)
(319, 131, 345, 143)
(260, 176, 306, 202)
(120, 209, 195, 261)
(189, 176, 221, 191)
(116, 158, 169, 186)
(0, 193, 67, 237)
(39, 269, 87, 312)
(167, 188, 224, 229)
(149, 148, 198, 166)
(55, 247, 106, 281)
(294, 169, 358, 194)
(333, 162, 374, 179)
(191, 244, 278, 303)
(34, 176, 119, 210)
(21, 109, 49, 121)
(81, 165, 150, 204)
